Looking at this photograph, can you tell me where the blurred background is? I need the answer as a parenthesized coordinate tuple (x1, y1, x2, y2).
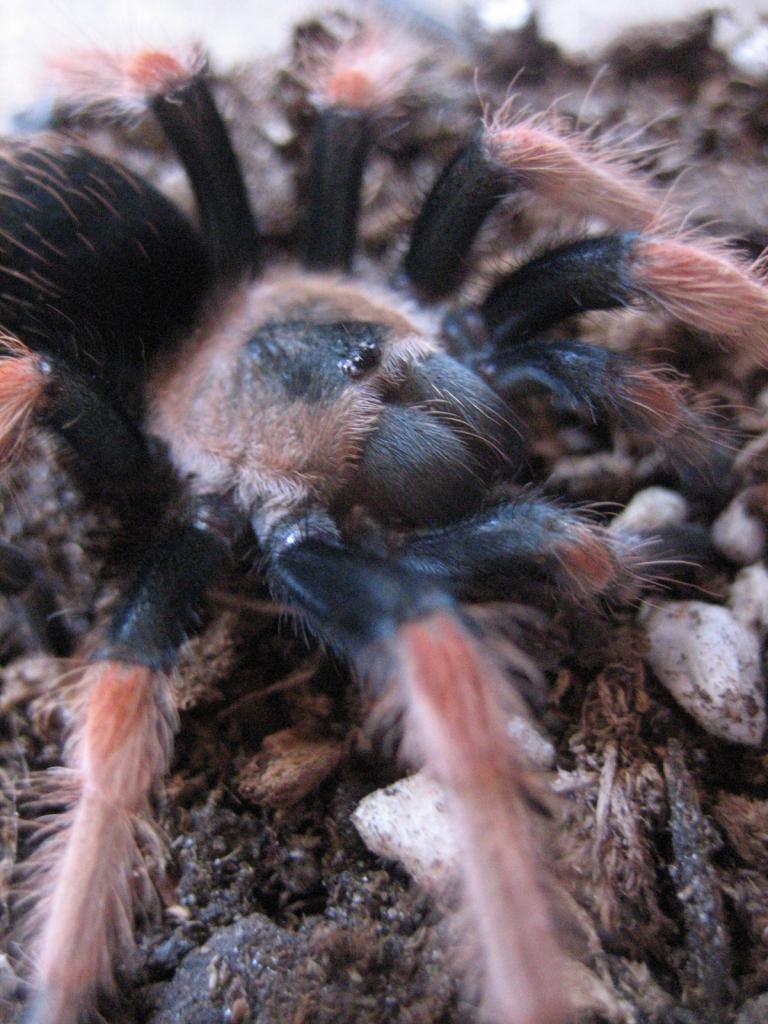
(1, 0, 768, 128)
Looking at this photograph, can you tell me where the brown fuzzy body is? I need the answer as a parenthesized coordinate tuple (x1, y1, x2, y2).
(149, 271, 440, 530)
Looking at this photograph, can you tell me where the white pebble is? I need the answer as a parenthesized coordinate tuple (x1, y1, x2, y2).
(609, 487, 688, 535)
(729, 24, 768, 78)
(476, 0, 533, 32)
(642, 601, 766, 746)
(535, 0, 726, 61)
(352, 720, 554, 892)
(351, 773, 459, 894)
(729, 563, 768, 637)
(507, 714, 556, 768)
(712, 494, 766, 565)
(753, 386, 768, 416)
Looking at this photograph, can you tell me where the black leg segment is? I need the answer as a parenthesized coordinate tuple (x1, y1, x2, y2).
(103, 497, 240, 670)
(37, 359, 154, 489)
(480, 234, 638, 344)
(152, 76, 260, 279)
(266, 517, 449, 656)
(398, 498, 623, 603)
(303, 108, 370, 271)
(403, 130, 514, 299)
(482, 337, 628, 414)
(480, 337, 719, 465)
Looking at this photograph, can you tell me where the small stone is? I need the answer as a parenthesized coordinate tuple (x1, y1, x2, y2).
(563, 959, 635, 1021)
(507, 714, 556, 768)
(712, 493, 766, 565)
(729, 24, 768, 78)
(0, 952, 21, 1004)
(260, 112, 293, 148)
(208, 955, 223, 995)
(609, 486, 688, 535)
(753, 385, 768, 416)
(236, 729, 343, 808)
(735, 993, 768, 1024)
(0, 654, 64, 710)
(352, 772, 459, 894)
(728, 563, 768, 637)
(642, 600, 766, 746)
(230, 996, 250, 1024)
(165, 903, 191, 922)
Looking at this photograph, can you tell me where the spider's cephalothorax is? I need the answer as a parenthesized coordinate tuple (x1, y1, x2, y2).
(3, 29, 768, 1024)
(148, 270, 517, 534)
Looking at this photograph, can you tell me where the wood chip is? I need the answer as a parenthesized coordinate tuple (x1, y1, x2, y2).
(236, 728, 343, 808)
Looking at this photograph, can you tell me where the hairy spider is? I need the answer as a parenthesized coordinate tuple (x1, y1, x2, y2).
(2, 19, 768, 1024)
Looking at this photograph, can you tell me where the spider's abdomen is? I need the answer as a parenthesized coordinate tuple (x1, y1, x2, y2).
(0, 141, 209, 399)
(148, 273, 519, 531)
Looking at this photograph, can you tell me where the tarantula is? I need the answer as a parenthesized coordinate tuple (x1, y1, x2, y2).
(2, 21, 768, 1024)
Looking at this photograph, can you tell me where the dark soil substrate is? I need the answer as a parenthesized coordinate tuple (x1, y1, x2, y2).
(2, 9, 768, 1024)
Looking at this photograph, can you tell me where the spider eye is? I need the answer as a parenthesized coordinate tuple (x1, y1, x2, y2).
(339, 338, 380, 378)
(245, 319, 384, 399)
